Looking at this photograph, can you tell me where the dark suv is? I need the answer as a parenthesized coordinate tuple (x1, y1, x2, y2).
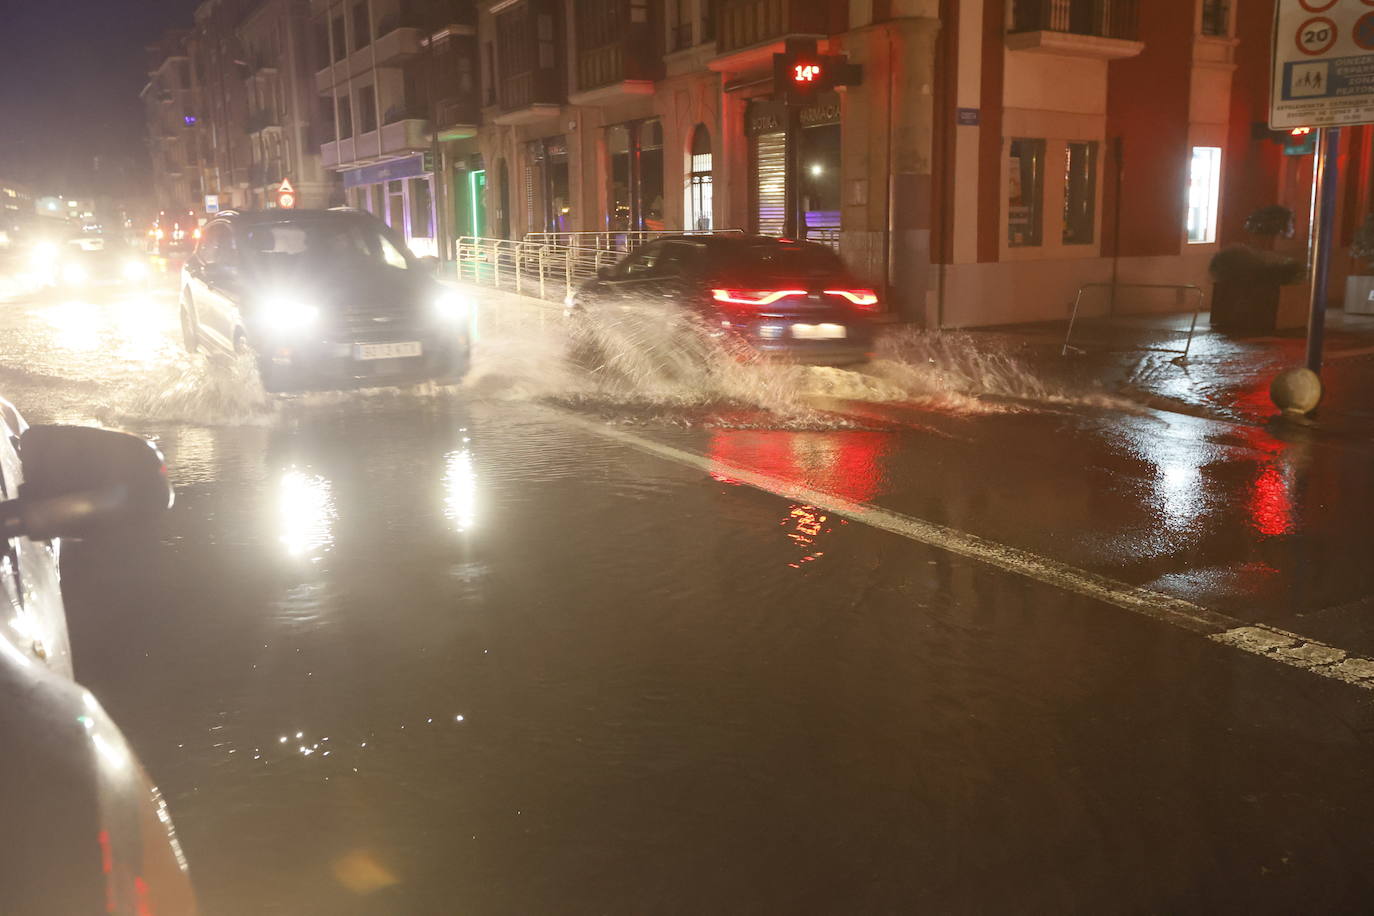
(180, 209, 471, 391)
(566, 235, 879, 366)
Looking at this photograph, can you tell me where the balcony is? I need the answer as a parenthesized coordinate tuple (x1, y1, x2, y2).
(380, 115, 430, 157)
(245, 109, 281, 134)
(436, 97, 479, 142)
(1007, 0, 1143, 58)
(370, 23, 422, 67)
(494, 70, 562, 125)
(315, 58, 350, 93)
(710, 0, 831, 71)
(570, 42, 657, 106)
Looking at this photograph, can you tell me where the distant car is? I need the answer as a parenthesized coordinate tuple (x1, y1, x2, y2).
(179, 209, 472, 392)
(57, 239, 150, 290)
(566, 235, 879, 366)
(0, 400, 195, 914)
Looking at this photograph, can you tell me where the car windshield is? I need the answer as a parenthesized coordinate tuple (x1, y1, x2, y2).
(242, 220, 411, 271)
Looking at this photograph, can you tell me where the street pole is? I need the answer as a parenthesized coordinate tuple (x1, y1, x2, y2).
(1305, 126, 1341, 374)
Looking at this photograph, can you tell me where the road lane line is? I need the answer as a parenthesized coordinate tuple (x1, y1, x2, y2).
(552, 409, 1374, 692)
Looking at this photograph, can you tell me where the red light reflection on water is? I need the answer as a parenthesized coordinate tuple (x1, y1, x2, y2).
(709, 430, 888, 567)
(1234, 424, 1294, 537)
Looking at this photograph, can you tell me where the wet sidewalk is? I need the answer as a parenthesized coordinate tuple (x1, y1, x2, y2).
(963, 309, 1374, 436)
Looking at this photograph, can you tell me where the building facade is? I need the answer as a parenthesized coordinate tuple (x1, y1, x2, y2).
(311, 0, 478, 257)
(146, 0, 1374, 325)
(142, 30, 206, 214)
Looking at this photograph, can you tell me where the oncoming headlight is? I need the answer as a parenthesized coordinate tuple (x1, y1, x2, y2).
(435, 290, 472, 323)
(122, 259, 148, 280)
(62, 263, 88, 286)
(262, 298, 320, 332)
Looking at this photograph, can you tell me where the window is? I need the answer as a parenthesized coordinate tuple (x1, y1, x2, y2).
(1201, 0, 1230, 37)
(687, 124, 713, 231)
(352, 2, 370, 51)
(1186, 146, 1222, 244)
(331, 15, 347, 62)
(336, 95, 353, 138)
(606, 119, 664, 231)
(1008, 138, 1045, 247)
(357, 88, 377, 133)
(1063, 141, 1097, 245)
(620, 242, 663, 278)
(379, 234, 410, 269)
(387, 180, 405, 231)
(800, 122, 841, 241)
(673, 0, 694, 50)
(318, 97, 336, 143)
(410, 178, 433, 239)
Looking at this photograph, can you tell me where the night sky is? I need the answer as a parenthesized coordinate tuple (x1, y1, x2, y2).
(0, 0, 194, 194)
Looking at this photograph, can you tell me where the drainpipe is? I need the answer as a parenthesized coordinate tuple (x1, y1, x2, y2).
(883, 23, 897, 318)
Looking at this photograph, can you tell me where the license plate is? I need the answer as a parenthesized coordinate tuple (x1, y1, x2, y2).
(354, 341, 422, 360)
(790, 323, 847, 340)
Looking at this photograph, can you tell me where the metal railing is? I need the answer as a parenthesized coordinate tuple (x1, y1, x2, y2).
(454, 236, 624, 304)
(523, 229, 744, 252)
(1011, 0, 1140, 41)
(1062, 283, 1205, 361)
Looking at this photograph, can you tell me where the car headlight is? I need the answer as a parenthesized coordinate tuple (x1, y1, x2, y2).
(262, 299, 320, 332)
(435, 290, 472, 324)
(122, 259, 148, 280)
(61, 263, 88, 285)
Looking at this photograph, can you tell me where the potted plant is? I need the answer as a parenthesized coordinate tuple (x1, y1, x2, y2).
(1243, 204, 1296, 249)
(1345, 214, 1374, 315)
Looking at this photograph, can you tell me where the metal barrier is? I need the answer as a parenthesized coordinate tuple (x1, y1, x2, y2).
(1061, 283, 1205, 361)
(523, 228, 744, 252)
(453, 236, 625, 304)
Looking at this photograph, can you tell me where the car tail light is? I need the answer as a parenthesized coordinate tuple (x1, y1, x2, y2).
(711, 289, 807, 306)
(825, 288, 880, 309)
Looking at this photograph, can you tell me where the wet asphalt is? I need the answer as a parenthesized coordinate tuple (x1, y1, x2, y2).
(5, 273, 1374, 914)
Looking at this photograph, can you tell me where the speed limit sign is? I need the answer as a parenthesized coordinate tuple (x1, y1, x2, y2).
(1272, 0, 1374, 128)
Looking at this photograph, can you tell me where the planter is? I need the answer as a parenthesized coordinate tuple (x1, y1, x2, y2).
(1211, 278, 1279, 334)
(1346, 274, 1374, 315)
(1277, 283, 1310, 330)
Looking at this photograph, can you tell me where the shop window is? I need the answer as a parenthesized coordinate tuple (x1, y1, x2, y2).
(411, 179, 433, 239)
(357, 88, 377, 134)
(801, 122, 841, 242)
(1186, 146, 1222, 244)
(387, 179, 405, 232)
(641, 120, 665, 230)
(687, 124, 713, 231)
(1008, 138, 1045, 248)
(1063, 141, 1097, 245)
(606, 119, 664, 231)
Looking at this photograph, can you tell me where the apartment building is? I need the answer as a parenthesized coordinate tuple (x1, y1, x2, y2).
(142, 30, 206, 214)
(311, 0, 478, 257)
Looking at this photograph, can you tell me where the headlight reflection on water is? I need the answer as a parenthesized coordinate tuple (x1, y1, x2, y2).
(442, 449, 477, 533)
(278, 469, 336, 559)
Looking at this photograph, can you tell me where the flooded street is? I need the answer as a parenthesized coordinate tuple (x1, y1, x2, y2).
(7, 276, 1374, 913)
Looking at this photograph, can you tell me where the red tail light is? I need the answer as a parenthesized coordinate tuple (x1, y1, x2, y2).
(825, 288, 880, 309)
(711, 288, 807, 306)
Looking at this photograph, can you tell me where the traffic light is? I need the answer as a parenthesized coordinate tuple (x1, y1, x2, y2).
(773, 39, 861, 105)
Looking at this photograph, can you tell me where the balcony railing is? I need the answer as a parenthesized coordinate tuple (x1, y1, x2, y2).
(436, 97, 479, 129)
(1010, 0, 1139, 41)
(245, 109, 280, 133)
(672, 22, 694, 51)
(498, 68, 561, 112)
(715, 0, 830, 54)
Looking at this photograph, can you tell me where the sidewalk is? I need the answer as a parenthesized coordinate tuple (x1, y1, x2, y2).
(963, 308, 1374, 435)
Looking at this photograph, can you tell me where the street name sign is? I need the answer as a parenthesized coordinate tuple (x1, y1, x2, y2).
(1271, 0, 1374, 128)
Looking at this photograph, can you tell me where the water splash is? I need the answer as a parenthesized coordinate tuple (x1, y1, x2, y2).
(98, 352, 278, 427)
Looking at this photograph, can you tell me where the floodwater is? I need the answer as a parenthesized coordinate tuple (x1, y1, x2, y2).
(5, 275, 1374, 913)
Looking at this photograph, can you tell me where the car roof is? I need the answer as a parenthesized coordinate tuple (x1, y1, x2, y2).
(647, 234, 834, 253)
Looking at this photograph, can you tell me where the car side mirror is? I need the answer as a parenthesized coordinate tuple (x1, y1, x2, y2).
(419, 256, 440, 274)
(0, 426, 173, 541)
(597, 266, 614, 280)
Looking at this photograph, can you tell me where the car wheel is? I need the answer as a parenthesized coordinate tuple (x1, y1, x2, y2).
(180, 302, 199, 352)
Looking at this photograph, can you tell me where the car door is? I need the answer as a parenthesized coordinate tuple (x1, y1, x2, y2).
(190, 223, 241, 350)
(0, 399, 72, 675)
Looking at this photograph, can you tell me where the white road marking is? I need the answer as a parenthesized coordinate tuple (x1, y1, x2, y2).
(553, 409, 1374, 692)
